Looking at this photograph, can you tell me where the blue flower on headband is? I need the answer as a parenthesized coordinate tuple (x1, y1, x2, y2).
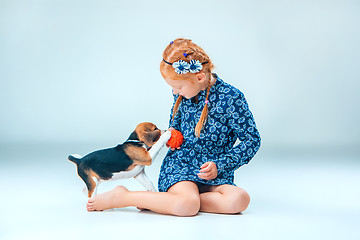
(189, 60, 203, 73)
(163, 58, 208, 74)
(172, 60, 190, 74)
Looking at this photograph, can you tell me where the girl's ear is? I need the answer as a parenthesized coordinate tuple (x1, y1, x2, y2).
(196, 72, 206, 83)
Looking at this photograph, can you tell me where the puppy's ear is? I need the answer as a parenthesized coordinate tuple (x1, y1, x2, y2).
(144, 131, 160, 145)
(128, 131, 139, 141)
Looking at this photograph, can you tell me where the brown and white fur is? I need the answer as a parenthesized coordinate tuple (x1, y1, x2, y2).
(68, 122, 171, 198)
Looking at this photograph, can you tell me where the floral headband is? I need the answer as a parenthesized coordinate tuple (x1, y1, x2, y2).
(163, 53, 209, 74)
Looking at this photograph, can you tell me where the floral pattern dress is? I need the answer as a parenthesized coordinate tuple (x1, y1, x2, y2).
(158, 74, 261, 192)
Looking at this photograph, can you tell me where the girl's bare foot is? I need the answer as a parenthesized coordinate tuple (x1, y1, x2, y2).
(86, 186, 129, 211)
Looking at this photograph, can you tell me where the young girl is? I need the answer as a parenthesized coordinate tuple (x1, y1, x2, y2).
(87, 38, 261, 216)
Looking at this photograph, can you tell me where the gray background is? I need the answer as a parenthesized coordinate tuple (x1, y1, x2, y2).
(1, 0, 359, 151)
(1, 1, 359, 240)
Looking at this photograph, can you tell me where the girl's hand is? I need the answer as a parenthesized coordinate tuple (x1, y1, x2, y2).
(198, 162, 218, 180)
(166, 127, 181, 151)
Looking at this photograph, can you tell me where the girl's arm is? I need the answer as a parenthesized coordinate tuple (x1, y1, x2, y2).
(214, 91, 261, 175)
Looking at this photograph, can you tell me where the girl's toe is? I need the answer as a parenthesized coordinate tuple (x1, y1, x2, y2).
(86, 201, 95, 210)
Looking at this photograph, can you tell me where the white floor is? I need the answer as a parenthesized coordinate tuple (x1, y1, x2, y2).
(1, 143, 359, 240)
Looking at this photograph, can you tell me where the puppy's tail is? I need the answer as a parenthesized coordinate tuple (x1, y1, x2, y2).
(68, 154, 82, 165)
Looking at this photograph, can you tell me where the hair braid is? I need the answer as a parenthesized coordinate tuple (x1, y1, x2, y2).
(195, 77, 211, 137)
(171, 95, 183, 122)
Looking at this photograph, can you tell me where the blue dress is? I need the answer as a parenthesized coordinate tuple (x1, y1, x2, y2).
(158, 74, 261, 192)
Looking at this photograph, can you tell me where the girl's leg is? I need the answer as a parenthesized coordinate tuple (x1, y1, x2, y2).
(199, 184, 250, 214)
(86, 181, 201, 216)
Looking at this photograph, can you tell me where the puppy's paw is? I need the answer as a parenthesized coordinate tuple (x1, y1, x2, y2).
(82, 187, 88, 196)
(161, 131, 172, 142)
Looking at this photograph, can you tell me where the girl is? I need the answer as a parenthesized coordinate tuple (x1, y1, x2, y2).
(87, 38, 261, 216)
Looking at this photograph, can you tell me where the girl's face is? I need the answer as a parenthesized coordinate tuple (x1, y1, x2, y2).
(164, 74, 207, 99)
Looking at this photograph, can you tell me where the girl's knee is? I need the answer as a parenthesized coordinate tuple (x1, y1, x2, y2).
(172, 195, 201, 217)
(227, 188, 250, 213)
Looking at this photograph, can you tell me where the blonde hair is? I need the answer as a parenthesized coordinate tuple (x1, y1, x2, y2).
(160, 38, 215, 137)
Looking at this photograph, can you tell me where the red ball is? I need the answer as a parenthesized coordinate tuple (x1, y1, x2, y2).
(166, 129, 184, 148)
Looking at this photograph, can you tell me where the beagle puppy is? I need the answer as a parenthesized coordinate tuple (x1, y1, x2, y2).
(68, 122, 171, 198)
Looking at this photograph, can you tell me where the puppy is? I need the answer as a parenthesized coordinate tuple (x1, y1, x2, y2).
(68, 122, 171, 198)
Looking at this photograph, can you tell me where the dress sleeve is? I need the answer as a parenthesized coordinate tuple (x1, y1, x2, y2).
(214, 91, 261, 174)
(168, 94, 182, 130)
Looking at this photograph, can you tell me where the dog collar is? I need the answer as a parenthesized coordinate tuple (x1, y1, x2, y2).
(125, 140, 150, 150)
(125, 139, 142, 143)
